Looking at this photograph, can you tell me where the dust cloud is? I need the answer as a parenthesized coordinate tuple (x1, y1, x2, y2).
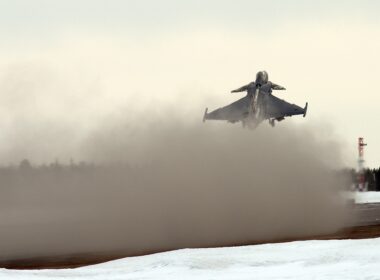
(0, 118, 351, 261)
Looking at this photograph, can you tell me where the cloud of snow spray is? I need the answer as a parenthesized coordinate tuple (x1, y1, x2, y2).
(0, 38, 354, 261)
(0, 115, 351, 261)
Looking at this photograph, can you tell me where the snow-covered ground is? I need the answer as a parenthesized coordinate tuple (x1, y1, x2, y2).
(355, 191, 380, 204)
(2, 238, 380, 280)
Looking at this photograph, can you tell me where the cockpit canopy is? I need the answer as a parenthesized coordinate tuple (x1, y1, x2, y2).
(255, 71, 268, 86)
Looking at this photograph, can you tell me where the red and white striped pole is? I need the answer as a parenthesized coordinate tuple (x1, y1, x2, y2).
(357, 137, 367, 191)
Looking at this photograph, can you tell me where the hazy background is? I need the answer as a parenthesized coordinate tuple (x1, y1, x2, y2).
(0, 0, 379, 166)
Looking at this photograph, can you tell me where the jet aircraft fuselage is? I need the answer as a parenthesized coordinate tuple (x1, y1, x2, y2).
(203, 71, 308, 128)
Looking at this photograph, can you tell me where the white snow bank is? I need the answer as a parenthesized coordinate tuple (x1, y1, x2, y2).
(2, 238, 380, 280)
(355, 191, 380, 203)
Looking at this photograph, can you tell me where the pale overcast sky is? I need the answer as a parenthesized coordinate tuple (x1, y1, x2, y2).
(0, 1, 379, 167)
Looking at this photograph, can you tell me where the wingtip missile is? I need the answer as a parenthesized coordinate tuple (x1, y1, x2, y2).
(203, 108, 208, 122)
(303, 102, 308, 118)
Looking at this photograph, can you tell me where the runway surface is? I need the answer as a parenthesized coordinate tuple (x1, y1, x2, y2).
(2, 203, 380, 270)
(353, 203, 380, 226)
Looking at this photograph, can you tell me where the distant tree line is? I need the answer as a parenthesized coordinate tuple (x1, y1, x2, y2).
(363, 168, 380, 191)
(1, 159, 380, 191)
(344, 167, 380, 191)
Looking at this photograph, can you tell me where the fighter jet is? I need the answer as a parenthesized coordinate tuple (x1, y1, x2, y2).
(203, 71, 308, 129)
